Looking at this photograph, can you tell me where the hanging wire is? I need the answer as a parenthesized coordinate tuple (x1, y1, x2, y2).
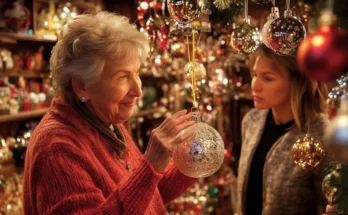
(285, 0, 290, 10)
(244, 0, 248, 19)
(327, 0, 334, 13)
(191, 30, 198, 108)
(272, 0, 275, 7)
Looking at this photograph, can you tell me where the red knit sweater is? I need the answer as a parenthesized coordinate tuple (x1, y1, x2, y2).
(24, 98, 196, 215)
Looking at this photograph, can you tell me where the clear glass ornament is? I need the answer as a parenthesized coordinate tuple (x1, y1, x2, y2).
(291, 133, 325, 170)
(231, 18, 261, 55)
(267, 9, 306, 55)
(167, 0, 201, 24)
(172, 111, 225, 178)
(325, 98, 348, 164)
(262, 7, 279, 48)
(184, 61, 206, 82)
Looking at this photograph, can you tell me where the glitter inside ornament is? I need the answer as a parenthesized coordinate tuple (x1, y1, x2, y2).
(172, 112, 225, 178)
(167, 0, 201, 24)
(267, 10, 306, 55)
(184, 61, 207, 83)
(291, 133, 325, 170)
(231, 18, 261, 55)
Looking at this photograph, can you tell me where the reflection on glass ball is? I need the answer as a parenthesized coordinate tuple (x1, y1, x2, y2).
(231, 19, 261, 55)
(167, 0, 201, 24)
(173, 122, 225, 178)
(267, 15, 306, 55)
(184, 61, 206, 82)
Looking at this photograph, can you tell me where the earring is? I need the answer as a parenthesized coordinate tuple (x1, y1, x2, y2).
(80, 96, 86, 102)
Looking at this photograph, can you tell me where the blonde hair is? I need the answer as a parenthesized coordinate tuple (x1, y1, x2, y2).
(50, 11, 149, 100)
(252, 44, 328, 131)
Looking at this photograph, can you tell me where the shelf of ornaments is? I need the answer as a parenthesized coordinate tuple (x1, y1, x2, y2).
(0, 32, 57, 43)
(0, 68, 50, 79)
(0, 106, 166, 124)
(0, 108, 50, 123)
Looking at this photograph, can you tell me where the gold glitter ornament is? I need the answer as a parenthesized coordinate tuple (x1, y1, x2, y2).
(184, 61, 207, 83)
(167, 0, 201, 24)
(172, 111, 225, 178)
(291, 133, 325, 170)
(231, 18, 261, 55)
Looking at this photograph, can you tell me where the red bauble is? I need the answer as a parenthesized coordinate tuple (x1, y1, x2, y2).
(297, 25, 348, 82)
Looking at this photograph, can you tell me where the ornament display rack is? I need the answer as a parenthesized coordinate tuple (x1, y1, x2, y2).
(0, 108, 49, 124)
(0, 32, 57, 43)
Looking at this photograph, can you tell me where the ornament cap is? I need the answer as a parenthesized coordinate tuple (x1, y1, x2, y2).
(270, 7, 280, 19)
(284, 9, 292, 18)
(245, 18, 251, 24)
(191, 107, 201, 123)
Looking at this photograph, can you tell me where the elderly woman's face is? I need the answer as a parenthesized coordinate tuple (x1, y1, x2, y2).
(85, 58, 142, 124)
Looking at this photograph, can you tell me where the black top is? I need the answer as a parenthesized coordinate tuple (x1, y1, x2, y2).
(246, 110, 294, 215)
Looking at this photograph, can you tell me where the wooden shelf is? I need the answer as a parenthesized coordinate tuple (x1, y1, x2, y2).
(0, 32, 57, 43)
(0, 69, 50, 78)
(0, 108, 49, 123)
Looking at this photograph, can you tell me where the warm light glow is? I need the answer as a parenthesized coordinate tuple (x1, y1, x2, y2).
(321, 25, 330, 33)
(312, 35, 325, 47)
(140, 1, 149, 10)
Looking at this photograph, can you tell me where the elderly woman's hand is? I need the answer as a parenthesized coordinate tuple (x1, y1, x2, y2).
(144, 110, 195, 173)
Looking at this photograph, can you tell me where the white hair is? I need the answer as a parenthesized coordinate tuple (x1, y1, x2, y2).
(50, 11, 150, 98)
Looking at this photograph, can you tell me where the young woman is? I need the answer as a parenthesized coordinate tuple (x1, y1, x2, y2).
(236, 44, 330, 215)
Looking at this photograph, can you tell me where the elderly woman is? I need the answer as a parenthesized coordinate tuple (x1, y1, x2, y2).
(24, 12, 196, 215)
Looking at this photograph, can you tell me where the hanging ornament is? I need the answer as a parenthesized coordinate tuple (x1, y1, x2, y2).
(325, 98, 348, 164)
(297, 10, 348, 82)
(250, 0, 271, 3)
(261, 6, 279, 48)
(167, 0, 201, 24)
(267, 0, 306, 55)
(291, 133, 325, 170)
(184, 61, 207, 83)
(172, 111, 225, 178)
(213, 0, 233, 11)
(231, 0, 260, 54)
(231, 18, 261, 55)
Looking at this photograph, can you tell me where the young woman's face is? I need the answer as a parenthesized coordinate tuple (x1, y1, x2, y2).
(251, 55, 291, 110)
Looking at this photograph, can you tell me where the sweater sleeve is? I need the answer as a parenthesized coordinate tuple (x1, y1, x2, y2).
(157, 160, 196, 204)
(29, 143, 162, 215)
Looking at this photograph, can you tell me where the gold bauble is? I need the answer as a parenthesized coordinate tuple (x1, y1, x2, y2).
(184, 61, 206, 82)
(291, 134, 325, 170)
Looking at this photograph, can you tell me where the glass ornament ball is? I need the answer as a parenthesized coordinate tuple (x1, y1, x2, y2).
(184, 61, 206, 82)
(172, 121, 225, 178)
(167, 0, 201, 24)
(291, 134, 325, 170)
(325, 113, 348, 164)
(231, 19, 261, 55)
(322, 169, 346, 202)
(267, 13, 306, 55)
